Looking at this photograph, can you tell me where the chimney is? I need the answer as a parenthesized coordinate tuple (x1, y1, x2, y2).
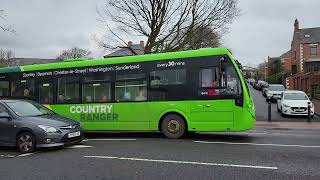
(128, 41, 133, 47)
(294, 19, 299, 32)
(139, 41, 145, 48)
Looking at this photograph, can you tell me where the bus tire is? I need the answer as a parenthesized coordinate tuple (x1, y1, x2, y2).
(161, 114, 186, 139)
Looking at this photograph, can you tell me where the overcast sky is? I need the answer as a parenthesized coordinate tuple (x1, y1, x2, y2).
(1, 0, 320, 67)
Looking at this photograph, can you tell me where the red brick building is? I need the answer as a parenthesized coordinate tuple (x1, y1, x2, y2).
(284, 19, 320, 97)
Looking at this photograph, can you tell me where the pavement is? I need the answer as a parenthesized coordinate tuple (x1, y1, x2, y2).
(256, 121, 320, 130)
(312, 98, 320, 116)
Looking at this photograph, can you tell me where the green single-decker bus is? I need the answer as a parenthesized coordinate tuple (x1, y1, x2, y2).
(0, 48, 255, 138)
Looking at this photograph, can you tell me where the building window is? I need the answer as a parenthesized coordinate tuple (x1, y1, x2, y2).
(310, 45, 317, 57)
(0, 81, 9, 96)
(57, 77, 80, 103)
(11, 79, 34, 98)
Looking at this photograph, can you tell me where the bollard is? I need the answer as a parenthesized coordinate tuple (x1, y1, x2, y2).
(307, 102, 311, 123)
(268, 101, 271, 122)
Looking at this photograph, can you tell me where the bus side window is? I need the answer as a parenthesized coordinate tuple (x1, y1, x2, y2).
(198, 67, 220, 97)
(57, 77, 80, 103)
(82, 75, 111, 103)
(0, 81, 9, 96)
(149, 69, 186, 101)
(39, 83, 54, 104)
(115, 73, 147, 102)
(11, 79, 35, 98)
(199, 68, 220, 88)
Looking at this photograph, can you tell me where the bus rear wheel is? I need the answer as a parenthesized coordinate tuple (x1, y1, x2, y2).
(161, 114, 186, 139)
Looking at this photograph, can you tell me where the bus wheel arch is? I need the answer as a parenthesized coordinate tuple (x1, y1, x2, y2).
(159, 112, 188, 139)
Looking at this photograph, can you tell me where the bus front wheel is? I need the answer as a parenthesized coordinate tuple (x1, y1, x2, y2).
(161, 114, 186, 139)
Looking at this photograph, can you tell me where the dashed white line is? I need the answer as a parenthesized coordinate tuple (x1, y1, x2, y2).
(0, 154, 15, 158)
(66, 145, 93, 149)
(18, 153, 34, 157)
(84, 155, 278, 170)
(87, 139, 137, 141)
(194, 141, 320, 148)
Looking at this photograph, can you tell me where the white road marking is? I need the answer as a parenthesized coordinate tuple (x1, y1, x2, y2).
(0, 154, 15, 158)
(18, 153, 33, 157)
(194, 141, 320, 148)
(66, 145, 93, 149)
(87, 139, 137, 141)
(84, 155, 278, 170)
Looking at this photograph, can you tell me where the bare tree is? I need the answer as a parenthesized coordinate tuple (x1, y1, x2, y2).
(97, 0, 240, 53)
(184, 26, 221, 50)
(0, 49, 19, 67)
(57, 47, 91, 60)
(0, 9, 15, 33)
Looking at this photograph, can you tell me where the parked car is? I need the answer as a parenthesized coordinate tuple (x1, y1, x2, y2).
(261, 83, 269, 97)
(277, 90, 314, 117)
(0, 99, 84, 153)
(247, 78, 255, 85)
(254, 80, 267, 90)
(266, 84, 285, 102)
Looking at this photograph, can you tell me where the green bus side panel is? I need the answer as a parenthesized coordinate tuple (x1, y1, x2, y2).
(47, 99, 254, 132)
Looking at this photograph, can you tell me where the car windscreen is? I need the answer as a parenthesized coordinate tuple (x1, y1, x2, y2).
(268, 85, 284, 91)
(284, 93, 308, 100)
(5, 101, 54, 117)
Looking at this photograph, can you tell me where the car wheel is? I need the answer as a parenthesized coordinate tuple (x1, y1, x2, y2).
(277, 105, 280, 113)
(161, 114, 186, 139)
(17, 132, 36, 153)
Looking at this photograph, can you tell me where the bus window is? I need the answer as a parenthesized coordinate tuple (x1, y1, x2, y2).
(57, 77, 80, 103)
(198, 67, 220, 97)
(11, 79, 34, 98)
(82, 82, 111, 103)
(223, 63, 242, 96)
(150, 69, 186, 86)
(199, 67, 220, 88)
(39, 83, 53, 104)
(0, 81, 9, 96)
(115, 80, 147, 102)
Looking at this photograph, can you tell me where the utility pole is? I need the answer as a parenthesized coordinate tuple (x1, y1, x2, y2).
(264, 58, 268, 82)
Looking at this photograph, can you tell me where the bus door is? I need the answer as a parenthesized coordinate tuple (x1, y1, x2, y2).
(36, 79, 55, 104)
(190, 60, 241, 130)
(113, 72, 150, 130)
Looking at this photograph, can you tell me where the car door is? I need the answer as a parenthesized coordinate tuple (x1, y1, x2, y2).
(0, 104, 16, 144)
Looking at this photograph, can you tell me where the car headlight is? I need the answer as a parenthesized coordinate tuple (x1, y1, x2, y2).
(283, 104, 290, 108)
(38, 125, 59, 133)
(310, 103, 314, 108)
